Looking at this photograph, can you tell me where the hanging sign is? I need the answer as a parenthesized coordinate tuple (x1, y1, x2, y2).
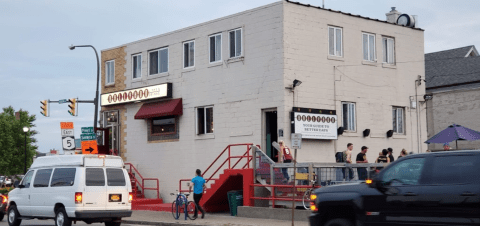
(291, 107, 338, 140)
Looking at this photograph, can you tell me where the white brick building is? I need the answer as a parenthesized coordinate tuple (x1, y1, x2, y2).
(100, 1, 426, 200)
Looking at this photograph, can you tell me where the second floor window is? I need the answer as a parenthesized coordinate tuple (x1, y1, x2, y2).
(392, 107, 404, 134)
(183, 41, 195, 68)
(383, 37, 395, 64)
(106, 60, 115, 85)
(342, 102, 356, 131)
(363, 33, 375, 61)
(210, 33, 222, 63)
(133, 54, 142, 79)
(149, 48, 168, 75)
(196, 106, 214, 135)
(229, 28, 242, 58)
(328, 26, 342, 57)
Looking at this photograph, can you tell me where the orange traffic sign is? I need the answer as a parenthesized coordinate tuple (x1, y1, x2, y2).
(81, 140, 98, 154)
(60, 122, 74, 129)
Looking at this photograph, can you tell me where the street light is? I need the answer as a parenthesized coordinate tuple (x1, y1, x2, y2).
(69, 44, 100, 129)
(23, 126, 29, 174)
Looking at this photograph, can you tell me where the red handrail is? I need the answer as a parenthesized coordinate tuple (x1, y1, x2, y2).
(125, 163, 160, 199)
(179, 143, 258, 193)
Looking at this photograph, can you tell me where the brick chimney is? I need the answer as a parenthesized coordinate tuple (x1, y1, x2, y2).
(386, 7, 401, 23)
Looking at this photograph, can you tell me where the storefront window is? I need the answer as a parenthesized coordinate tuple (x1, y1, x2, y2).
(152, 116, 176, 135)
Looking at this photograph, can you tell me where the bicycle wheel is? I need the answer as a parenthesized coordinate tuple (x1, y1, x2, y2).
(171, 200, 179, 220)
(186, 201, 197, 220)
(302, 189, 312, 210)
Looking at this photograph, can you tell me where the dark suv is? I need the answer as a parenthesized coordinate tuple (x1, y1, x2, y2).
(309, 150, 480, 226)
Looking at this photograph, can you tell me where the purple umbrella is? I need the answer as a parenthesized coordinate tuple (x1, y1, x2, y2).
(425, 124, 480, 149)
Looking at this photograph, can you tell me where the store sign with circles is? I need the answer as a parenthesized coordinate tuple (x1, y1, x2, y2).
(292, 111, 338, 140)
(101, 83, 172, 106)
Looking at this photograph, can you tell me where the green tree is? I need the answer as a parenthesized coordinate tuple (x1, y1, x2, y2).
(0, 106, 37, 175)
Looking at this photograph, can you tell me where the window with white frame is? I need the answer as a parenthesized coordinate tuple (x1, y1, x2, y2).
(105, 60, 115, 85)
(392, 107, 405, 134)
(328, 26, 343, 57)
(209, 33, 222, 63)
(229, 28, 242, 58)
(183, 41, 195, 68)
(342, 102, 356, 131)
(196, 106, 214, 135)
(149, 48, 168, 75)
(363, 33, 375, 61)
(382, 37, 395, 64)
(132, 54, 142, 79)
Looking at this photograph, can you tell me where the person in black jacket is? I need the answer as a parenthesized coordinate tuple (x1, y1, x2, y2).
(387, 147, 395, 162)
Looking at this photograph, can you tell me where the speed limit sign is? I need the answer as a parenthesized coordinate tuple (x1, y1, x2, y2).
(62, 136, 76, 150)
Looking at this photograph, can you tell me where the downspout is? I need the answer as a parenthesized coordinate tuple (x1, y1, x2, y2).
(333, 66, 337, 156)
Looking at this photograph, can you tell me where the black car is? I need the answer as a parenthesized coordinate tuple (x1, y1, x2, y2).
(309, 150, 480, 226)
(0, 194, 7, 221)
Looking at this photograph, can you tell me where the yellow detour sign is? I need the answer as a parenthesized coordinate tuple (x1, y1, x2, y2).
(81, 140, 98, 154)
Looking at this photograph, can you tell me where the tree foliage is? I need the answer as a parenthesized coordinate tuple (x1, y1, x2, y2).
(0, 106, 37, 175)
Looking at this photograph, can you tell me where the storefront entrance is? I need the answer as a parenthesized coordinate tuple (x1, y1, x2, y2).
(263, 109, 278, 162)
(103, 111, 120, 156)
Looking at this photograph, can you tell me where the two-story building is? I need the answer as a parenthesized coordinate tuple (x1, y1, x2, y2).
(100, 0, 426, 200)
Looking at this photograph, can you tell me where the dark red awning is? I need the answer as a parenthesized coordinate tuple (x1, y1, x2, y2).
(134, 98, 183, 119)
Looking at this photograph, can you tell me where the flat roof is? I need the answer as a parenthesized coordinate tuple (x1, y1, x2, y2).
(30, 154, 123, 169)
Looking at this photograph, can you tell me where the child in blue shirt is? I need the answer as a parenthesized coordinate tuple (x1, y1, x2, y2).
(189, 169, 206, 219)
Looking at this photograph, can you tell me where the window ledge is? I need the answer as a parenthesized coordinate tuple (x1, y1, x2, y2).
(148, 72, 169, 80)
(182, 67, 195, 73)
(327, 55, 344, 61)
(362, 61, 378, 66)
(208, 62, 223, 68)
(195, 134, 215, 140)
(105, 84, 115, 88)
(227, 56, 244, 64)
(393, 134, 407, 139)
(341, 131, 358, 137)
(382, 63, 397, 69)
(148, 139, 179, 143)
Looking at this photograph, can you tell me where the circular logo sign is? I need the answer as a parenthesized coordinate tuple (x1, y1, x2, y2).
(296, 115, 301, 121)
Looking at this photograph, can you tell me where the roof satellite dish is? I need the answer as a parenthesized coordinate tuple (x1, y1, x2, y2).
(396, 14, 415, 27)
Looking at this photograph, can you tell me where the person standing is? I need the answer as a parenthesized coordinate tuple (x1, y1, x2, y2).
(398, 149, 408, 158)
(443, 143, 450, 151)
(342, 143, 354, 180)
(356, 146, 368, 180)
(387, 148, 395, 162)
(278, 140, 293, 183)
(189, 169, 206, 219)
(375, 149, 390, 172)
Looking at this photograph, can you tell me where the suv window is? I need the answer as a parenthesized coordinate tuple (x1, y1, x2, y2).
(86, 168, 105, 186)
(381, 158, 425, 185)
(430, 155, 480, 185)
(50, 168, 76, 187)
(33, 169, 53, 187)
(106, 168, 126, 186)
(21, 171, 34, 188)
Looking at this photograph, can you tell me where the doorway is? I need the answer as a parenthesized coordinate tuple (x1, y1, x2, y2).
(264, 110, 278, 162)
(103, 111, 120, 156)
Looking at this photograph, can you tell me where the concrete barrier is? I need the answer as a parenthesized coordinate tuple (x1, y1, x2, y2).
(237, 206, 310, 221)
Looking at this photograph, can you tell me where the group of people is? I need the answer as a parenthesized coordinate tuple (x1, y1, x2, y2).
(337, 143, 410, 180)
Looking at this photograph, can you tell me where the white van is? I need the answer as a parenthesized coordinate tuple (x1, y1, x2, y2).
(7, 154, 132, 226)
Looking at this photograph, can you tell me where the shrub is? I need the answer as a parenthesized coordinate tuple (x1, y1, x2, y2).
(0, 187, 13, 195)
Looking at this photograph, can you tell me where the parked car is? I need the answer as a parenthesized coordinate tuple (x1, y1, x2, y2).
(7, 154, 132, 226)
(0, 194, 7, 221)
(309, 150, 480, 226)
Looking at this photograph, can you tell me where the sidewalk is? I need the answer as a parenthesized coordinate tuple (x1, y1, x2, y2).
(123, 210, 310, 226)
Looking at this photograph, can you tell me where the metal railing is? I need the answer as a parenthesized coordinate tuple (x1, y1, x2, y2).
(125, 163, 160, 199)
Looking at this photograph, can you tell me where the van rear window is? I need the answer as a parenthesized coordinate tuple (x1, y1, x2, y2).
(51, 168, 76, 187)
(106, 169, 126, 186)
(86, 168, 105, 186)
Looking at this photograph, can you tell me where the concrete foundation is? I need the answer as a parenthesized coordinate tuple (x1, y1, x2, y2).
(237, 206, 310, 222)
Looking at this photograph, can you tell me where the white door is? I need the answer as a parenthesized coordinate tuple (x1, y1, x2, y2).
(83, 168, 107, 211)
(29, 168, 53, 216)
(105, 168, 131, 210)
(15, 170, 35, 216)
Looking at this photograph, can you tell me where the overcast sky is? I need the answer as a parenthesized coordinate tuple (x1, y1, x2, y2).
(1, 0, 478, 153)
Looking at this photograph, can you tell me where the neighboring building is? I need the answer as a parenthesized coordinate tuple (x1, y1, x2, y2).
(425, 45, 480, 151)
(100, 1, 426, 200)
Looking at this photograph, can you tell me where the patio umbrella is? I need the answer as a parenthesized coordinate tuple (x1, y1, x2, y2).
(425, 124, 480, 149)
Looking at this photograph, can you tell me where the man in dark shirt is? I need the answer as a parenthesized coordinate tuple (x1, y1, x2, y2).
(387, 148, 395, 162)
(356, 146, 368, 180)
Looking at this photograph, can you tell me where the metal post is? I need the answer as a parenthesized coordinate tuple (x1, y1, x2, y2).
(291, 148, 297, 226)
(252, 146, 257, 184)
(228, 146, 231, 169)
(24, 132, 27, 174)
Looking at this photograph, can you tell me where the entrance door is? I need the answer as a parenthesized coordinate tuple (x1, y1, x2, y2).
(265, 110, 278, 162)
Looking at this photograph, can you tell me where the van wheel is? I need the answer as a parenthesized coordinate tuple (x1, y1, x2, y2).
(325, 218, 353, 226)
(105, 221, 121, 226)
(7, 205, 21, 226)
(55, 208, 72, 226)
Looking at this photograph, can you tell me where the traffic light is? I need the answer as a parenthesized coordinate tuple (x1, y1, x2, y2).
(68, 98, 77, 116)
(40, 100, 49, 117)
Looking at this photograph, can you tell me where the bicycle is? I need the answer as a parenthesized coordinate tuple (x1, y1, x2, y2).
(170, 191, 197, 220)
(302, 179, 322, 210)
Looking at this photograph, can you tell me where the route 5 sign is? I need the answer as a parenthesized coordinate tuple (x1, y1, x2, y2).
(62, 136, 76, 150)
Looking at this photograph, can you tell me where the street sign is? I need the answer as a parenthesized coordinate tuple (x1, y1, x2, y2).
(62, 136, 76, 150)
(81, 140, 98, 154)
(81, 133, 96, 141)
(81, 127, 94, 134)
(291, 133, 302, 149)
(59, 99, 68, 104)
(60, 122, 74, 129)
(61, 129, 74, 136)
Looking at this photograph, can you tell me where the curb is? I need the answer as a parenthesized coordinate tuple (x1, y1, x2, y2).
(123, 220, 204, 226)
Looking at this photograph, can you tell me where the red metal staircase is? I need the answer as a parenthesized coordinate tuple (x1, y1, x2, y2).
(125, 163, 163, 210)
